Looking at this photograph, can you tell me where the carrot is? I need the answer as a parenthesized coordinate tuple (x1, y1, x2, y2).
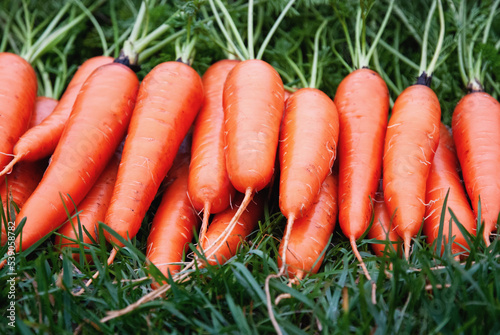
(383, 82, 441, 259)
(200, 192, 265, 266)
(450, 0, 500, 245)
(278, 174, 338, 279)
(104, 61, 203, 248)
(383, 0, 445, 260)
(29, 97, 59, 128)
(13, 62, 139, 252)
(278, 87, 338, 272)
(147, 161, 200, 288)
(367, 186, 401, 257)
(452, 93, 500, 245)
(216, 59, 284, 247)
(0, 96, 58, 245)
(0, 56, 113, 176)
(334, 68, 389, 269)
(55, 153, 120, 261)
(0, 52, 37, 171)
(188, 59, 239, 244)
(424, 123, 476, 256)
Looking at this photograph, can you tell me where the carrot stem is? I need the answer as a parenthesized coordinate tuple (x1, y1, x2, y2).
(247, 0, 254, 59)
(419, 0, 437, 76)
(208, 0, 246, 60)
(256, 0, 296, 60)
(213, 0, 248, 59)
(426, 0, 445, 76)
(310, 20, 328, 89)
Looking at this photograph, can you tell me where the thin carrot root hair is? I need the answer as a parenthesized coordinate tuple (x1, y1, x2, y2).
(0, 156, 21, 177)
(404, 234, 411, 260)
(350, 237, 377, 305)
(199, 188, 254, 262)
(279, 214, 296, 276)
(198, 202, 211, 245)
(74, 247, 119, 296)
(274, 273, 301, 305)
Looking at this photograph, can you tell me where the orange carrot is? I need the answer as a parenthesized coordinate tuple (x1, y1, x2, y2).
(0, 96, 58, 245)
(278, 174, 338, 279)
(0, 56, 113, 176)
(29, 97, 58, 128)
(55, 154, 120, 261)
(215, 59, 284, 253)
(383, 79, 441, 259)
(200, 192, 265, 266)
(367, 187, 401, 257)
(14, 63, 139, 252)
(334, 69, 389, 247)
(147, 161, 200, 288)
(0, 53, 37, 171)
(188, 59, 238, 243)
(452, 92, 500, 245)
(104, 61, 203, 248)
(424, 123, 476, 255)
(278, 87, 338, 273)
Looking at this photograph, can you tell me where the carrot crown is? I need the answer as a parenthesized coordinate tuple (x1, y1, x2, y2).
(455, 0, 500, 93)
(416, 0, 445, 87)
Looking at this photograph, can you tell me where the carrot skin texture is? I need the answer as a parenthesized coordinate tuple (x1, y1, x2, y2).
(279, 88, 339, 220)
(14, 63, 139, 251)
(1, 97, 57, 244)
(0, 52, 37, 170)
(189, 59, 238, 213)
(105, 62, 203, 246)
(11, 56, 113, 163)
(223, 59, 285, 193)
(383, 84, 441, 240)
(367, 190, 401, 257)
(55, 154, 120, 261)
(424, 123, 476, 255)
(278, 174, 338, 277)
(335, 69, 389, 239)
(29, 97, 58, 128)
(452, 92, 500, 242)
(200, 192, 265, 266)
(146, 163, 200, 286)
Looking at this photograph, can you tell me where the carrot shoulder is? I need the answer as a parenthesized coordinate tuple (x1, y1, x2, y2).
(14, 63, 138, 252)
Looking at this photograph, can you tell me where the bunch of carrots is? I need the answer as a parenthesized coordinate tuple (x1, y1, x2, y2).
(0, 0, 498, 321)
